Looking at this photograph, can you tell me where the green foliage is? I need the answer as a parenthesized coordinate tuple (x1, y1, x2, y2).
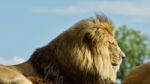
(116, 25, 150, 80)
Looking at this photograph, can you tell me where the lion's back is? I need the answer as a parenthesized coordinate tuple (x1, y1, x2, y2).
(122, 62, 150, 84)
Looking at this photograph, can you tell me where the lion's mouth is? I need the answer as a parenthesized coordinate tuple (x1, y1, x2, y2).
(112, 63, 118, 66)
(112, 63, 120, 71)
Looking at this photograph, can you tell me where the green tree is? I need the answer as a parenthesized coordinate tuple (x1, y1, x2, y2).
(116, 25, 150, 80)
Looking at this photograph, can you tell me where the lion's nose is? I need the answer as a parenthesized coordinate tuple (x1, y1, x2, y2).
(121, 52, 126, 59)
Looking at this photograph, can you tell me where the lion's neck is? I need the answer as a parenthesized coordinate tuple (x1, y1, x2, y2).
(29, 46, 117, 84)
(35, 62, 116, 84)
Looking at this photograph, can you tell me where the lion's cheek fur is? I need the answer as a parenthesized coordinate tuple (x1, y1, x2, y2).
(97, 48, 117, 82)
(52, 41, 116, 83)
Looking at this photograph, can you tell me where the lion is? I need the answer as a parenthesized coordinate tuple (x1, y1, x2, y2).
(0, 64, 32, 84)
(0, 15, 125, 84)
(122, 62, 150, 84)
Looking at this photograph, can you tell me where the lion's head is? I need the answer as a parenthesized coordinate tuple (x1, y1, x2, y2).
(29, 15, 125, 84)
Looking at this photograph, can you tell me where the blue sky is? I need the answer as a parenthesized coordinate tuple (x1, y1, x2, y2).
(0, 0, 150, 65)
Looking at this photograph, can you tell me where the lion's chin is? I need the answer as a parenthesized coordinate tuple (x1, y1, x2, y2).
(112, 64, 120, 71)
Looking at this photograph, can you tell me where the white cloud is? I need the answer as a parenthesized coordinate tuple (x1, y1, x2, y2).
(130, 18, 149, 23)
(33, 6, 89, 15)
(0, 56, 26, 65)
(32, 1, 150, 17)
(32, 1, 150, 23)
(11, 56, 26, 65)
(94, 2, 150, 17)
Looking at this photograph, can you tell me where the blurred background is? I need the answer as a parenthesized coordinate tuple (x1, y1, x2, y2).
(0, 0, 150, 82)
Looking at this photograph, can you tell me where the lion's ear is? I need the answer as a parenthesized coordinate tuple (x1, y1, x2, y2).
(84, 32, 93, 44)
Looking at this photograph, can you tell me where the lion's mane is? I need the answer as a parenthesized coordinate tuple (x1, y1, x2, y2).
(0, 15, 124, 84)
(29, 15, 122, 84)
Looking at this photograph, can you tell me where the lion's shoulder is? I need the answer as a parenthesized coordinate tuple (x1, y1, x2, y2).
(122, 62, 150, 84)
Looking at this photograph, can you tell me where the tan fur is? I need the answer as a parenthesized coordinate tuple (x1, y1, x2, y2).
(122, 62, 150, 84)
(0, 15, 125, 84)
(0, 65, 32, 84)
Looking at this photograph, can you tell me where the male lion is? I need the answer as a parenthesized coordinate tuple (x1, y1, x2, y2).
(122, 62, 150, 84)
(0, 15, 125, 84)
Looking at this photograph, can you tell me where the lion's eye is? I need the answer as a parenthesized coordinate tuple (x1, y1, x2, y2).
(108, 41, 115, 46)
(107, 41, 117, 51)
